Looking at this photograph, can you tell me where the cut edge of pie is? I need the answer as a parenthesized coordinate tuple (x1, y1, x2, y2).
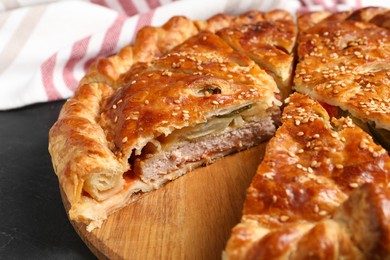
(49, 10, 296, 231)
(224, 92, 390, 259)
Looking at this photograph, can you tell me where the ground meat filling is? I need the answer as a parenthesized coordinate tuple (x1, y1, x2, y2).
(133, 117, 276, 183)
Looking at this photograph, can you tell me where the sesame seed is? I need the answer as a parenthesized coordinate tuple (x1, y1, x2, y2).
(280, 215, 289, 222)
(144, 100, 149, 105)
(335, 164, 343, 169)
(112, 104, 117, 109)
(162, 70, 172, 76)
(360, 140, 367, 149)
(212, 100, 219, 105)
(296, 164, 302, 169)
(263, 172, 275, 180)
(172, 112, 178, 116)
(272, 195, 278, 203)
(295, 120, 301, 126)
(122, 137, 128, 143)
(297, 149, 304, 154)
(314, 204, 319, 213)
(114, 116, 118, 123)
(349, 183, 359, 188)
(297, 131, 304, 136)
(319, 210, 327, 216)
(172, 62, 181, 68)
(313, 134, 320, 139)
(117, 99, 123, 104)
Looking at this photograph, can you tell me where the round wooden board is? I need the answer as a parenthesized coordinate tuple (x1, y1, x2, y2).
(61, 144, 266, 259)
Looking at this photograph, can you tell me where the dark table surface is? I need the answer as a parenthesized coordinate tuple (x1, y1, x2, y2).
(0, 100, 96, 259)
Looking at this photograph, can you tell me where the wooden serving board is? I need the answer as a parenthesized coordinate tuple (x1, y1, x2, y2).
(61, 144, 267, 260)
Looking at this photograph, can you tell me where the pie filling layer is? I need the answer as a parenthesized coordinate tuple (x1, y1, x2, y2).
(131, 105, 279, 184)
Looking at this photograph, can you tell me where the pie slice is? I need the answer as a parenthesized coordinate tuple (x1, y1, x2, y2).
(216, 10, 296, 99)
(49, 13, 285, 230)
(225, 93, 390, 259)
(294, 7, 390, 149)
(194, 10, 296, 99)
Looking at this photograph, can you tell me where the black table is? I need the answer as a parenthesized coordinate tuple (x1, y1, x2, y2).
(0, 101, 96, 259)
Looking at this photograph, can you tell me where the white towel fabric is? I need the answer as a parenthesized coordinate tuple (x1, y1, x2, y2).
(0, 0, 387, 110)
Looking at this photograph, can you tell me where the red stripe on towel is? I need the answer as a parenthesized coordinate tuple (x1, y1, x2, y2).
(83, 15, 127, 72)
(41, 54, 62, 100)
(63, 36, 91, 91)
(145, 0, 161, 10)
(118, 0, 139, 16)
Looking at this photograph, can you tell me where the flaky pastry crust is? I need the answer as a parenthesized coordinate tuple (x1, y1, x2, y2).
(49, 10, 295, 230)
(225, 93, 390, 259)
(294, 7, 390, 130)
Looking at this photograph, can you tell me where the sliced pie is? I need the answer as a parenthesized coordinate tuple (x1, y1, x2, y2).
(195, 10, 297, 99)
(216, 10, 296, 99)
(294, 7, 390, 149)
(225, 93, 390, 259)
(48, 11, 296, 230)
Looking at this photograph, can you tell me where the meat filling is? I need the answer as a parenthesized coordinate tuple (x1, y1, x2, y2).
(134, 117, 276, 183)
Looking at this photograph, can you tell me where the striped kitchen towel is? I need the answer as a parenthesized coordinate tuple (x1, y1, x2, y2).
(0, 0, 387, 110)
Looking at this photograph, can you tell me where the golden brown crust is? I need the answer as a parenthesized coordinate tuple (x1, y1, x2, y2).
(49, 11, 286, 230)
(294, 7, 390, 130)
(49, 16, 201, 229)
(195, 10, 292, 33)
(217, 10, 296, 99)
(80, 16, 199, 88)
(197, 10, 296, 98)
(100, 30, 278, 176)
(225, 93, 390, 259)
(370, 10, 390, 30)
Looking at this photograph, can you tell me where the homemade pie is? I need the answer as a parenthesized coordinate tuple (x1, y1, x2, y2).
(49, 10, 295, 231)
(48, 6, 390, 258)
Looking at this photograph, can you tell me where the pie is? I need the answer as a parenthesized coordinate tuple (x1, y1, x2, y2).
(225, 93, 390, 259)
(49, 10, 295, 231)
(48, 5, 390, 257)
(294, 7, 390, 150)
(224, 7, 390, 259)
